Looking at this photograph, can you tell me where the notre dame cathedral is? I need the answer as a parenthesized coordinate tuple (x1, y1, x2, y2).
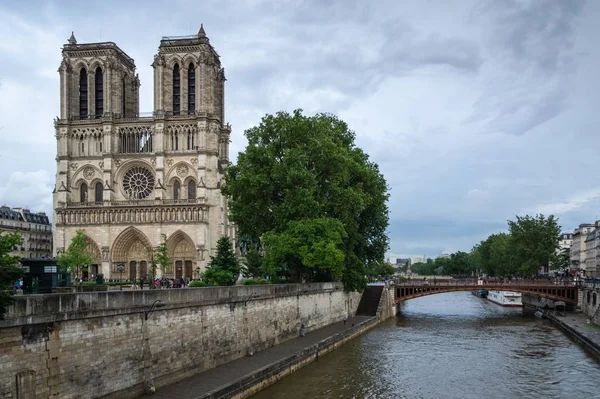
(52, 26, 235, 280)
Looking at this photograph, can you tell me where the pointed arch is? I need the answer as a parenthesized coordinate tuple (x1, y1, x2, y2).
(110, 226, 153, 263)
(173, 179, 181, 200)
(188, 62, 196, 114)
(173, 63, 181, 115)
(95, 66, 104, 117)
(166, 230, 196, 279)
(79, 67, 88, 119)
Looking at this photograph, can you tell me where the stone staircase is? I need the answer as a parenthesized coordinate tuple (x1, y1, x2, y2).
(356, 285, 384, 317)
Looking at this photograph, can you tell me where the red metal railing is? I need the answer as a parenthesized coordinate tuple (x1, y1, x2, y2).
(394, 278, 577, 287)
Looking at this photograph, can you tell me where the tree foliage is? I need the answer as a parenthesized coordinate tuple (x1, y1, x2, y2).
(204, 236, 240, 285)
(0, 232, 24, 320)
(223, 110, 389, 291)
(242, 248, 264, 278)
(57, 229, 93, 283)
(263, 218, 346, 282)
(154, 234, 170, 276)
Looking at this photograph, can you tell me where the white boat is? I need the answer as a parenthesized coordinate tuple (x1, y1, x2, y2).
(487, 291, 522, 307)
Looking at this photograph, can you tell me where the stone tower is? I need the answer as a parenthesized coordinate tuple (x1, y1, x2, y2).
(53, 28, 234, 280)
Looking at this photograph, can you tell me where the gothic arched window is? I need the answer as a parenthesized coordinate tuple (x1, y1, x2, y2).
(79, 68, 88, 119)
(80, 183, 88, 203)
(188, 63, 195, 114)
(95, 67, 103, 117)
(188, 180, 196, 199)
(173, 63, 180, 115)
(594, 293, 598, 307)
(95, 182, 103, 203)
(173, 180, 181, 200)
(122, 77, 126, 116)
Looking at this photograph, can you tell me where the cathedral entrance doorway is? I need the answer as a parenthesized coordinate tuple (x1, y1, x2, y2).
(167, 230, 196, 279)
(111, 227, 153, 281)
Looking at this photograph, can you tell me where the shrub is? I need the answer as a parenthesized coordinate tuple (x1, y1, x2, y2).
(188, 280, 206, 288)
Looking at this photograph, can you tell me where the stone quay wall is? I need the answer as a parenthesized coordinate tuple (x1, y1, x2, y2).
(0, 283, 361, 398)
(581, 287, 600, 324)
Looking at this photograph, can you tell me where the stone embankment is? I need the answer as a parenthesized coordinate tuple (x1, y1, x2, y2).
(0, 283, 372, 398)
(151, 283, 395, 398)
(548, 312, 600, 361)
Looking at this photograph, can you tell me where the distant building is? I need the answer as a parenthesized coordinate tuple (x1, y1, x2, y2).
(547, 233, 574, 275)
(0, 206, 53, 258)
(571, 224, 595, 275)
(437, 253, 451, 259)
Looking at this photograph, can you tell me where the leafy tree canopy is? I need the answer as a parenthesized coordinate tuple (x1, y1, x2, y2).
(57, 229, 93, 283)
(0, 232, 24, 320)
(223, 110, 389, 290)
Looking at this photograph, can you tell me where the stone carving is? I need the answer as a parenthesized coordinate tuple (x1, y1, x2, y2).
(70, 163, 78, 171)
(166, 159, 174, 167)
(176, 164, 189, 177)
(114, 159, 121, 167)
(102, 247, 109, 261)
(150, 157, 156, 166)
(83, 167, 95, 180)
(190, 158, 198, 166)
(127, 240, 149, 259)
(122, 165, 155, 200)
(99, 161, 104, 169)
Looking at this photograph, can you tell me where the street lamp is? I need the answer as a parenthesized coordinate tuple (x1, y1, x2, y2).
(117, 263, 126, 290)
(144, 300, 165, 320)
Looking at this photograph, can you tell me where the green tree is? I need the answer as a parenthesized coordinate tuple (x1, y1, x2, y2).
(242, 248, 264, 278)
(372, 262, 396, 279)
(552, 251, 571, 273)
(57, 229, 93, 285)
(154, 234, 170, 277)
(488, 233, 515, 277)
(263, 218, 346, 282)
(204, 236, 240, 285)
(0, 232, 24, 320)
(223, 110, 389, 291)
(508, 214, 561, 277)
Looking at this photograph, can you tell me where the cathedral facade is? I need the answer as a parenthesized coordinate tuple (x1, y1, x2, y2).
(52, 26, 235, 280)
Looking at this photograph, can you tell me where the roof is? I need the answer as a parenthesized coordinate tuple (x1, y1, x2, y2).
(0, 206, 23, 221)
(0, 206, 50, 224)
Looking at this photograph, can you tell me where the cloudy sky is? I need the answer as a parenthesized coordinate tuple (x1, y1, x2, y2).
(1, 0, 599, 259)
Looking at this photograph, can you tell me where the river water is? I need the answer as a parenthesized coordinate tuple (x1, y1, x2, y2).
(253, 292, 600, 399)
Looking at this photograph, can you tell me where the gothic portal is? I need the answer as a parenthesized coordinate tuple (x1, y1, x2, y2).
(52, 26, 236, 279)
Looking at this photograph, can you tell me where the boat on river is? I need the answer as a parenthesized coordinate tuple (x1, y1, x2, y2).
(471, 289, 488, 298)
(487, 291, 522, 307)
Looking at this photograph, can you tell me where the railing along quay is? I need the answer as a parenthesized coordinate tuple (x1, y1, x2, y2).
(394, 278, 577, 287)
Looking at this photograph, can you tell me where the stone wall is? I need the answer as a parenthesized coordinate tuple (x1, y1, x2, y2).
(581, 288, 600, 324)
(0, 283, 361, 398)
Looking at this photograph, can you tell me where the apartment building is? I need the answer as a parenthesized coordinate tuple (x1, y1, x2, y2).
(0, 206, 52, 258)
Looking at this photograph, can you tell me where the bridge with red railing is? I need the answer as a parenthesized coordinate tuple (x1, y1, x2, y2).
(394, 278, 578, 305)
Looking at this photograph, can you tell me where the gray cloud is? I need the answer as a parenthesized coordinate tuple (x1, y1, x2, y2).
(1, 0, 599, 259)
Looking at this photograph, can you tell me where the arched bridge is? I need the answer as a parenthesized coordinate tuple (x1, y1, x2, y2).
(394, 279, 578, 305)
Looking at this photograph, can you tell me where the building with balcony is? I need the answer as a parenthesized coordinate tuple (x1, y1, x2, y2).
(571, 223, 595, 274)
(0, 206, 52, 258)
(52, 27, 234, 280)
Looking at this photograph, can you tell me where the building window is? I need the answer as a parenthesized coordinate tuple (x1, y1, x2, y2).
(173, 64, 180, 115)
(80, 183, 88, 202)
(122, 77, 126, 116)
(95, 182, 103, 203)
(587, 291, 591, 304)
(594, 293, 597, 307)
(95, 67, 103, 117)
(173, 180, 180, 200)
(188, 63, 195, 114)
(188, 180, 196, 199)
(79, 68, 88, 118)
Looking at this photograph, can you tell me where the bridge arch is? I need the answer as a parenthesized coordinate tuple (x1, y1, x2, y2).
(394, 283, 578, 306)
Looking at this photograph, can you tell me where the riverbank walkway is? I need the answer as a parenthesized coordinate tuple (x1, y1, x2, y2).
(152, 315, 373, 398)
(550, 312, 600, 358)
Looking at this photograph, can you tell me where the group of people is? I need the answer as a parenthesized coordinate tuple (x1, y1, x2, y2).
(131, 277, 191, 289)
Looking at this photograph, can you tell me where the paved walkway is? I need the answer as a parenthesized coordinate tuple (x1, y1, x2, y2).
(554, 312, 600, 348)
(152, 316, 374, 398)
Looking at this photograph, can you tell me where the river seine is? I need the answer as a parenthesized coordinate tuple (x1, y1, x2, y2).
(253, 292, 600, 399)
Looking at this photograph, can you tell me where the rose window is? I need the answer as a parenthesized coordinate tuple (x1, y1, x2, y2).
(122, 166, 155, 199)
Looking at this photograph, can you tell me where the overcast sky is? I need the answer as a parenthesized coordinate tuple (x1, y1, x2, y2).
(1, 0, 599, 259)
